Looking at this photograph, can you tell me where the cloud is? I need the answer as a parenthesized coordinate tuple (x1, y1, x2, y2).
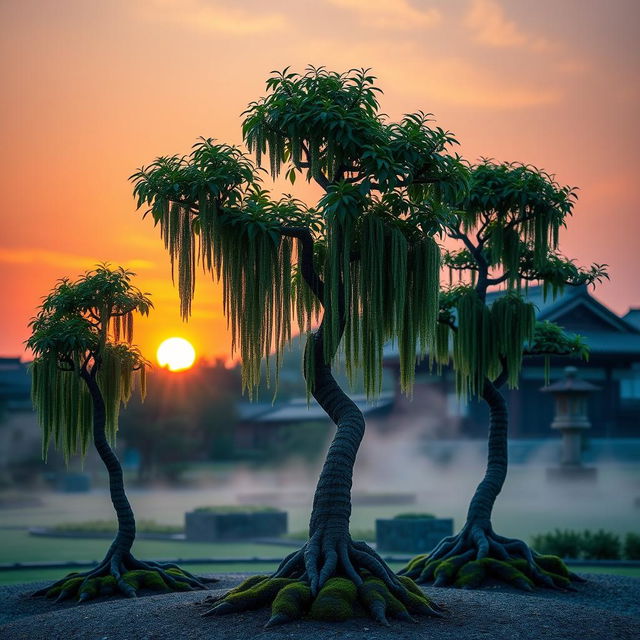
(138, 0, 288, 35)
(327, 0, 442, 30)
(423, 58, 562, 108)
(465, 0, 554, 51)
(0, 248, 154, 271)
(297, 37, 563, 110)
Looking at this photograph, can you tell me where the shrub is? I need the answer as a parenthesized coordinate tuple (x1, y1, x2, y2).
(581, 529, 621, 560)
(530, 529, 582, 558)
(531, 528, 636, 560)
(624, 533, 640, 560)
(193, 505, 280, 514)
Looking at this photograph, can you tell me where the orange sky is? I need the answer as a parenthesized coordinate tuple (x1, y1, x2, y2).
(1, 0, 639, 363)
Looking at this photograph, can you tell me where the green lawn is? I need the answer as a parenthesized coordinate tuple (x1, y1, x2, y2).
(1, 528, 638, 586)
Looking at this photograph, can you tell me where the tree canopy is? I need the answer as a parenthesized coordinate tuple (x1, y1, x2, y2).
(432, 160, 607, 396)
(27, 265, 152, 460)
(132, 66, 467, 398)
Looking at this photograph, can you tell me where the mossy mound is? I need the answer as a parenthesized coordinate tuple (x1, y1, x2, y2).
(401, 550, 581, 591)
(204, 574, 444, 628)
(33, 556, 215, 602)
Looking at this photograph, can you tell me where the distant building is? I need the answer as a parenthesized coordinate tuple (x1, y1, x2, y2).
(0, 357, 42, 474)
(383, 285, 640, 439)
(235, 393, 395, 454)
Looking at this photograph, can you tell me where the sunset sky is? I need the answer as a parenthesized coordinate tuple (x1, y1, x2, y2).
(1, 0, 638, 363)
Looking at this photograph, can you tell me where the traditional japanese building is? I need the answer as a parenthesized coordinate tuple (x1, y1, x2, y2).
(384, 285, 640, 439)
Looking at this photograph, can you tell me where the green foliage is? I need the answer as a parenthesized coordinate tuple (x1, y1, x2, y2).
(193, 505, 280, 514)
(531, 529, 583, 559)
(531, 528, 630, 560)
(441, 287, 536, 395)
(581, 530, 621, 560)
(436, 159, 606, 396)
(527, 321, 589, 382)
(393, 512, 435, 520)
(27, 265, 151, 461)
(624, 533, 640, 560)
(133, 66, 464, 400)
(462, 160, 575, 273)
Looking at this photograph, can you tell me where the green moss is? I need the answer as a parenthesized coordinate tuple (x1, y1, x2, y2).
(223, 577, 295, 612)
(310, 577, 357, 621)
(98, 575, 117, 596)
(453, 560, 486, 589)
(535, 554, 570, 578)
(433, 554, 468, 585)
(173, 580, 192, 591)
(482, 558, 533, 590)
(271, 581, 312, 621)
(228, 574, 270, 595)
(78, 579, 99, 600)
(400, 554, 428, 574)
(397, 575, 427, 598)
(121, 570, 144, 590)
(417, 559, 440, 583)
(142, 571, 171, 592)
(45, 583, 64, 598)
(166, 567, 187, 578)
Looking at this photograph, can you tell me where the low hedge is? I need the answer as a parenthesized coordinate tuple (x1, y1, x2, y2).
(531, 529, 640, 560)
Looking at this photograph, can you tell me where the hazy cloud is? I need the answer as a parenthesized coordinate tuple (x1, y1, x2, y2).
(424, 58, 562, 108)
(138, 0, 288, 35)
(465, 0, 554, 51)
(327, 0, 442, 30)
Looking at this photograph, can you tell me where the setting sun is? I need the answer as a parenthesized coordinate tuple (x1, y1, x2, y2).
(157, 337, 196, 372)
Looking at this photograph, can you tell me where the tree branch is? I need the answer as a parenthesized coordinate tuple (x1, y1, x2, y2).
(279, 226, 325, 304)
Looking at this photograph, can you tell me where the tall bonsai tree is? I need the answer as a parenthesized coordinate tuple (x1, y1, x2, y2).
(400, 161, 607, 590)
(132, 66, 463, 626)
(28, 265, 213, 601)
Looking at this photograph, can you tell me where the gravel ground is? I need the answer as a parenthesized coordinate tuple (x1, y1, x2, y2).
(1, 573, 638, 640)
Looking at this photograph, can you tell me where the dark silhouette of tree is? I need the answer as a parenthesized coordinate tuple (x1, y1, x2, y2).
(28, 265, 215, 601)
(400, 161, 607, 590)
(132, 66, 463, 626)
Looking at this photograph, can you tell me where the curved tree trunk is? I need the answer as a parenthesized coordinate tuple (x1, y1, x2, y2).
(465, 378, 508, 528)
(82, 372, 136, 557)
(306, 326, 365, 542)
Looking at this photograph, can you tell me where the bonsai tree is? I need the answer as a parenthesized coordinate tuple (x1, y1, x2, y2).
(28, 265, 213, 601)
(399, 161, 607, 590)
(132, 66, 463, 626)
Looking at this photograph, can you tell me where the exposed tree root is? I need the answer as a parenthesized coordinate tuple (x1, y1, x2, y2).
(202, 535, 445, 628)
(399, 522, 585, 591)
(32, 552, 217, 602)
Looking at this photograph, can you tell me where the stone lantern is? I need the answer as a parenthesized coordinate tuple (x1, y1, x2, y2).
(541, 366, 599, 481)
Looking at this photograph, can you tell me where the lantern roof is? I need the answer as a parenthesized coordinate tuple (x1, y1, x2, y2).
(541, 366, 601, 393)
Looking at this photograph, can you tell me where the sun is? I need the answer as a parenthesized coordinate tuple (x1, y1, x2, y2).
(157, 337, 196, 372)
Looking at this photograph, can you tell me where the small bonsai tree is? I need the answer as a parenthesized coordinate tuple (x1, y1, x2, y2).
(132, 66, 464, 626)
(400, 161, 607, 590)
(28, 265, 213, 601)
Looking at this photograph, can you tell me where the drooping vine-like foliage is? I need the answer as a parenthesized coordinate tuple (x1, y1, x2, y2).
(27, 265, 152, 461)
(399, 161, 607, 593)
(132, 66, 466, 399)
(432, 160, 608, 396)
